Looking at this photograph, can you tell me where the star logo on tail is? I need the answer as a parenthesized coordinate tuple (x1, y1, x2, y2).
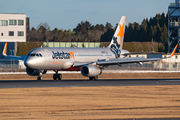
(117, 23, 125, 45)
(69, 50, 75, 59)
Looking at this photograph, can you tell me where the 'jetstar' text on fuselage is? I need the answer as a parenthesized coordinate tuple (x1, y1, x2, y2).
(52, 51, 71, 59)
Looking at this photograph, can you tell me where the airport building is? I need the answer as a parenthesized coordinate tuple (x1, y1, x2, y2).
(168, 0, 180, 52)
(0, 13, 29, 65)
(0, 13, 28, 42)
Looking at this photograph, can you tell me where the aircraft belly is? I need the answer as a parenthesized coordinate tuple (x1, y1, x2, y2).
(35, 61, 62, 70)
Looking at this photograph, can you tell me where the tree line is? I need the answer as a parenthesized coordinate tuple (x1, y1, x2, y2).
(29, 12, 168, 52)
(125, 13, 168, 43)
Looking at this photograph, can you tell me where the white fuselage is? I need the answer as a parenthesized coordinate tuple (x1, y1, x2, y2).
(24, 47, 129, 70)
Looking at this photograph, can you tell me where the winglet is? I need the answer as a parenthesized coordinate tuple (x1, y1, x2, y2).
(3, 42, 7, 56)
(171, 44, 178, 57)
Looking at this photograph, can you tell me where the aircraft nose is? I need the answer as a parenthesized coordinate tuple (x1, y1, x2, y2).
(24, 58, 36, 68)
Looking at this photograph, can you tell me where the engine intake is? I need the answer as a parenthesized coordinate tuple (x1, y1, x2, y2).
(81, 65, 102, 77)
(26, 68, 47, 76)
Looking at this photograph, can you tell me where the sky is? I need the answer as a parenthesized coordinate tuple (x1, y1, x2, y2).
(0, 0, 174, 30)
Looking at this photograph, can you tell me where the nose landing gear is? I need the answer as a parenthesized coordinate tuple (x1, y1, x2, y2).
(37, 71, 43, 80)
(37, 76, 42, 80)
(36, 70, 47, 80)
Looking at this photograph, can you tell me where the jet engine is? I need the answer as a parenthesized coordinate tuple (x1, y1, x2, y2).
(26, 68, 47, 76)
(81, 65, 102, 77)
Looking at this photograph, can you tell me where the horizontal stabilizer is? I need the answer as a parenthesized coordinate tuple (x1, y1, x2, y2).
(3, 42, 7, 56)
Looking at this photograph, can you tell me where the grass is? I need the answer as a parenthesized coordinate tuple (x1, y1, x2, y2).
(0, 85, 180, 119)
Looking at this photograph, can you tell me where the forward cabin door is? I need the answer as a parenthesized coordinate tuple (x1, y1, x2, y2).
(45, 49, 51, 62)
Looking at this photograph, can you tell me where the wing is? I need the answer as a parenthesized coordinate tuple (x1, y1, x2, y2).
(73, 57, 161, 67)
(73, 44, 178, 67)
(3, 42, 27, 61)
(73, 59, 108, 67)
(96, 57, 161, 66)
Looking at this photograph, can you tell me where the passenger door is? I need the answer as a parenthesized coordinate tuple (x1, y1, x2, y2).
(45, 49, 51, 62)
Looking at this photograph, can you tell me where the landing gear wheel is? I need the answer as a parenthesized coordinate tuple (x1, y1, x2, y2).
(57, 74, 62, 80)
(89, 77, 94, 80)
(53, 74, 58, 80)
(89, 76, 98, 80)
(53, 70, 62, 80)
(94, 76, 98, 80)
(37, 76, 42, 80)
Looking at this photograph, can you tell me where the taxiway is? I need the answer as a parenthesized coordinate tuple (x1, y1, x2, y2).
(0, 78, 180, 88)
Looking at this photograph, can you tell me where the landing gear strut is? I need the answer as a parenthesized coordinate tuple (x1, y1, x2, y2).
(89, 76, 98, 80)
(37, 71, 43, 80)
(53, 70, 62, 80)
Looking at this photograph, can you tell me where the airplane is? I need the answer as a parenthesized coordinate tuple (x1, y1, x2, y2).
(2, 16, 178, 80)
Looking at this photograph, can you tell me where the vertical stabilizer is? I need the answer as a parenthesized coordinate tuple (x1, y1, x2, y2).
(3, 42, 7, 56)
(108, 16, 127, 50)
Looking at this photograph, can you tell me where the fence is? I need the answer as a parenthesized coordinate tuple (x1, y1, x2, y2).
(43, 42, 102, 48)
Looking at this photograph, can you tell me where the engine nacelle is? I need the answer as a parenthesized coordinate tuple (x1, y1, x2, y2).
(26, 68, 47, 76)
(81, 65, 102, 77)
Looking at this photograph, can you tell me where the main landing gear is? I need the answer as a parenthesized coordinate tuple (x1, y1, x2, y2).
(89, 76, 98, 80)
(53, 70, 62, 80)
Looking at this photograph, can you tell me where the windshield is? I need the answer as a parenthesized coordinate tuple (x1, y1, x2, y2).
(30, 53, 36, 56)
(30, 53, 42, 57)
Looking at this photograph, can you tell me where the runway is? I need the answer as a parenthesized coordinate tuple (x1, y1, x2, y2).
(0, 78, 180, 88)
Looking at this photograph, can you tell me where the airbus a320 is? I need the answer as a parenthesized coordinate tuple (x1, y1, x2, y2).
(3, 16, 178, 80)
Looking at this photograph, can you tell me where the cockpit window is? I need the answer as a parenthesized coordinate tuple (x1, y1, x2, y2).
(30, 53, 36, 56)
(30, 53, 42, 57)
